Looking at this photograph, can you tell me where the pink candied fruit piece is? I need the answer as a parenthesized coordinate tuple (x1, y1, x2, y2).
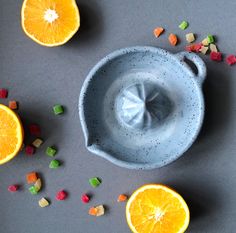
(210, 51, 222, 61)
(226, 55, 236, 65)
(81, 194, 90, 203)
(25, 145, 35, 155)
(29, 124, 41, 137)
(56, 190, 68, 201)
(8, 185, 19, 192)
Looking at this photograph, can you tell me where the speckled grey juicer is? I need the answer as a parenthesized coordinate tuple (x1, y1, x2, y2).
(79, 46, 206, 170)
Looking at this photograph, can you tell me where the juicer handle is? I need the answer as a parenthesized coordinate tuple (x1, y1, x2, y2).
(176, 52, 207, 86)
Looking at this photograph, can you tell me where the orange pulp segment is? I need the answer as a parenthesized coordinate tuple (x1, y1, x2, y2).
(0, 104, 24, 164)
(126, 184, 190, 233)
(21, 0, 80, 47)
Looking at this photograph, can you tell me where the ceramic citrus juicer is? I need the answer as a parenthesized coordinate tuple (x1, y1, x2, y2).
(79, 46, 206, 170)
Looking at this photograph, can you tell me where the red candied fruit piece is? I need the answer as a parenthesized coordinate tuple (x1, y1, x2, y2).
(226, 55, 236, 65)
(0, 89, 8, 98)
(185, 44, 195, 52)
(81, 194, 90, 203)
(210, 51, 222, 61)
(29, 124, 41, 137)
(25, 145, 35, 155)
(56, 190, 68, 201)
(8, 185, 19, 192)
(194, 43, 202, 52)
(185, 43, 202, 53)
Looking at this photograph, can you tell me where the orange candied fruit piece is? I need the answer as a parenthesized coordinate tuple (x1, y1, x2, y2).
(26, 172, 38, 184)
(153, 27, 164, 38)
(9, 101, 18, 110)
(168, 33, 178, 46)
(89, 207, 98, 216)
(117, 194, 128, 202)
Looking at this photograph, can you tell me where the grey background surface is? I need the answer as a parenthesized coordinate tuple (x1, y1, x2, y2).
(0, 0, 236, 232)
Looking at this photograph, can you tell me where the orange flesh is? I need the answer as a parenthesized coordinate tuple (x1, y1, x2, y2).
(0, 105, 23, 164)
(126, 185, 189, 233)
(22, 0, 80, 46)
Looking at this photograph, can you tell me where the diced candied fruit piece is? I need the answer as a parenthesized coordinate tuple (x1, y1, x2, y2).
(26, 172, 38, 184)
(168, 33, 178, 46)
(89, 177, 101, 188)
(38, 198, 50, 207)
(186, 33, 195, 43)
(56, 190, 67, 200)
(153, 27, 164, 37)
(210, 51, 222, 61)
(179, 21, 188, 30)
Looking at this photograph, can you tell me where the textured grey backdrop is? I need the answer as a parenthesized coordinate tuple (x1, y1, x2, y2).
(0, 0, 236, 232)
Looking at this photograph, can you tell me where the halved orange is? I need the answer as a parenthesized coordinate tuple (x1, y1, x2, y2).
(21, 0, 80, 47)
(0, 104, 24, 165)
(126, 184, 190, 233)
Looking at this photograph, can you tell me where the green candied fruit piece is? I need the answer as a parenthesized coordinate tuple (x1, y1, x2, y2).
(46, 147, 57, 157)
(53, 105, 64, 115)
(207, 34, 215, 43)
(179, 21, 188, 30)
(49, 159, 60, 169)
(29, 186, 38, 195)
(89, 177, 101, 188)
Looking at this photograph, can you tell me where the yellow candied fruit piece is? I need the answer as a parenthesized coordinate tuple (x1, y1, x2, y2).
(210, 44, 218, 52)
(186, 33, 195, 43)
(96, 205, 105, 216)
(38, 198, 49, 207)
(32, 138, 43, 148)
(202, 38, 209, 46)
(200, 46, 209, 54)
(34, 178, 42, 191)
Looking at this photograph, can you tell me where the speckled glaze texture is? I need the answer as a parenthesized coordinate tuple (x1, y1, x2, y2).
(79, 46, 206, 170)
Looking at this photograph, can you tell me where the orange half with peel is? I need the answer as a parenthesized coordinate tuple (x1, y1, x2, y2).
(21, 0, 80, 47)
(126, 184, 190, 233)
(0, 104, 24, 164)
